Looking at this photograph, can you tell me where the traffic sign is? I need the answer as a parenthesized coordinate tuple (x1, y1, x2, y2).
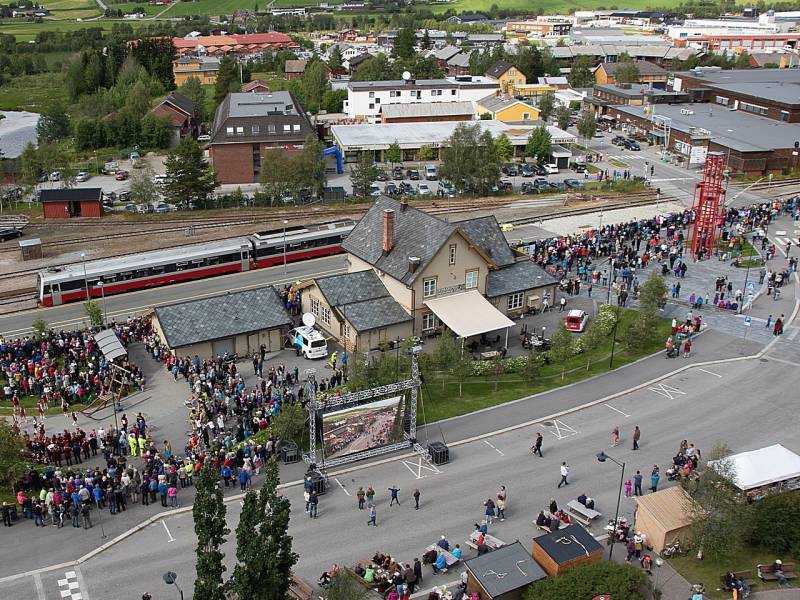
(744, 316, 752, 327)
(747, 281, 755, 291)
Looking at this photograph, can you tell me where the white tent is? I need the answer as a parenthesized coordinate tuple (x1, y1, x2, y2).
(424, 290, 515, 340)
(710, 444, 800, 490)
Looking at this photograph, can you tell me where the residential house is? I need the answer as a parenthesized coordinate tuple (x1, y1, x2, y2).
(485, 61, 527, 94)
(594, 60, 668, 88)
(380, 101, 475, 124)
(284, 59, 308, 80)
(241, 80, 270, 93)
(150, 91, 197, 146)
(475, 94, 540, 122)
(447, 13, 488, 24)
(209, 91, 316, 184)
(447, 52, 471, 76)
(172, 32, 299, 58)
(172, 56, 220, 86)
(346, 52, 373, 74)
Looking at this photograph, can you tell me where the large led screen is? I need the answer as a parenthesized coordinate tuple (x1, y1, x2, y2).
(321, 395, 406, 459)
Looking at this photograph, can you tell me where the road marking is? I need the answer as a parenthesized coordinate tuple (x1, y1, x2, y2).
(402, 456, 441, 480)
(74, 569, 90, 600)
(34, 573, 45, 600)
(696, 368, 722, 378)
(334, 478, 351, 496)
(546, 419, 579, 440)
(162, 520, 175, 543)
(57, 571, 82, 600)
(648, 383, 686, 400)
(604, 403, 630, 418)
(483, 440, 505, 456)
(764, 356, 800, 368)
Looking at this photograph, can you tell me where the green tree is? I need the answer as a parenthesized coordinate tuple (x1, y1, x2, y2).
(83, 300, 103, 329)
(418, 144, 435, 161)
(328, 45, 343, 72)
(537, 92, 555, 122)
(750, 491, 800, 554)
(421, 29, 431, 51)
(615, 61, 641, 84)
(475, 130, 500, 196)
(193, 464, 229, 600)
(735, 51, 752, 69)
(178, 76, 208, 122)
(568, 55, 595, 88)
(350, 151, 378, 196)
(36, 103, 70, 143)
(299, 136, 326, 197)
(638, 272, 668, 315)
(270, 402, 306, 444)
(514, 44, 544, 81)
(683, 443, 754, 563)
(129, 166, 161, 207)
(164, 136, 217, 208)
(494, 133, 513, 162)
(521, 348, 542, 385)
(393, 28, 416, 60)
(623, 272, 667, 351)
(385, 140, 402, 165)
(322, 570, 370, 600)
(548, 322, 574, 364)
(433, 327, 458, 371)
(19, 142, 42, 190)
(0, 420, 26, 495)
(214, 54, 240, 104)
(234, 488, 262, 598)
(301, 60, 330, 111)
(526, 125, 551, 163)
(554, 104, 571, 130)
(138, 114, 172, 149)
(523, 561, 648, 600)
(125, 79, 152, 119)
(65, 59, 86, 102)
(31, 315, 48, 342)
(350, 53, 394, 81)
(260, 148, 293, 204)
(576, 111, 598, 141)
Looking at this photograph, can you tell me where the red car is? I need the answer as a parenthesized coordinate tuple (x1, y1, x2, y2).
(115, 170, 129, 181)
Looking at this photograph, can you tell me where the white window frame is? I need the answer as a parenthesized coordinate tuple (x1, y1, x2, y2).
(422, 313, 437, 331)
(311, 297, 320, 317)
(449, 244, 456, 265)
(507, 292, 523, 310)
(465, 269, 478, 289)
(321, 306, 331, 327)
(423, 278, 437, 298)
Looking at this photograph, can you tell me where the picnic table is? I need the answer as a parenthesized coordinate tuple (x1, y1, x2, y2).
(425, 543, 459, 568)
(467, 531, 505, 551)
(566, 499, 602, 527)
(757, 562, 796, 582)
(480, 350, 501, 360)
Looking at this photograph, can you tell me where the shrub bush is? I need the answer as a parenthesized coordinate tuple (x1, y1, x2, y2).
(523, 561, 648, 600)
(750, 492, 800, 555)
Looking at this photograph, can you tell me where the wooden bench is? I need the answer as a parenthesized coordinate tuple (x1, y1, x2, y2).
(533, 511, 559, 533)
(757, 563, 797, 582)
(466, 531, 506, 550)
(289, 574, 314, 600)
(425, 543, 459, 571)
(719, 570, 755, 591)
(566, 500, 602, 527)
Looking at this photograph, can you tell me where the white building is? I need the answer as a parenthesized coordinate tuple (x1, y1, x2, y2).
(344, 76, 500, 123)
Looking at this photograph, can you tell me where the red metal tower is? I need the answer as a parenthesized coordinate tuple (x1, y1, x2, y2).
(690, 151, 727, 258)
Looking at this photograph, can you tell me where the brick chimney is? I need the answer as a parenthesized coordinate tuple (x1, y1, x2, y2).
(382, 209, 395, 255)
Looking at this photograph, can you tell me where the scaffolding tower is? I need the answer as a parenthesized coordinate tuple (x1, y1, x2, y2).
(690, 151, 727, 257)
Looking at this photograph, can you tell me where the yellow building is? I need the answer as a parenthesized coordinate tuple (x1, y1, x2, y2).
(507, 82, 557, 102)
(173, 56, 221, 86)
(485, 61, 527, 94)
(476, 93, 540, 122)
(594, 60, 668, 87)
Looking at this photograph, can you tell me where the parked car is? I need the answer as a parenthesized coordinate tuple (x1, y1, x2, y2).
(115, 170, 129, 181)
(103, 161, 119, 174)
(571, 162, 587, 173)
(593, 131, 604, 139)
(425, 164, 438, 180)
(153, 202, 173, 214)
(612, 135, 627, 146)
(369, 183, 381, 197)
(543, 163, 559, 174)
(130, 151, 140, 161)
(564, 178, 584, 189)
(533, 164, 548, 176)
(438, 180, 455, 195)
(399, 182, 415, 195)
(407, 169, 420, 180)
(550, 181, 568, 190)
(376, 169, 389, 182)
(197, 134, 211, 142)
(418, 183, 431, 195)
(496, 179, 513, 192)
(385, 182, 399, 195)
(75, 171, 91, 182)
(565, 309, 589, 332)
(154, 174, 169, 185)
(501, 164, 518, 177)
(533, 178, 550, 190)
(519, 164, 534, 177)
(521, 181, 540, 194)
(118, 191, 130, 202)
(392, 167, 404, 180)
(624, 139, 641, 151)
(49, 171, 61, 182)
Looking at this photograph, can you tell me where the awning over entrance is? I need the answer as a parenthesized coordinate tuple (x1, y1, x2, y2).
(424, 290, 515, 338)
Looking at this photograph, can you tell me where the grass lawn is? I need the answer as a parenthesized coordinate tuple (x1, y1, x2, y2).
(0, 19, 117, 41)
(421, 308, 672, 423)
(0, 72, 69, 111)
(422, 0, 665, 14)
(669, 545, 798, 599)
(41, 0, 102, 19)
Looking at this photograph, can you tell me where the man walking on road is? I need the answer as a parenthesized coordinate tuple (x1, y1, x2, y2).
(308, 490, 318, 518)
(413, 489, 420, 510)
(357, 486, 365, 510)
(634, 471, 643, 496)
(558, 462, 570, 488)
(388, 485, 400, 506)
(367, 505, 377, 526)
(531, 433, 543, 457)
(632, 426, 641, 451)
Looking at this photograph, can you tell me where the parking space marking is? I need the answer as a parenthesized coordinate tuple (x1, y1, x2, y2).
(546, 419, 580, 440)
(34, 573, 45, 600)
(162, 521, 175, 543)
(483, 440, 505, 456)
(696, 368, 722, 378)
(764, 356, 800, 368)
(334, 478, 351, 496)
(402, 457, 441, 480)
(648, 383, 686, 400)
(604, 403, 630, 418)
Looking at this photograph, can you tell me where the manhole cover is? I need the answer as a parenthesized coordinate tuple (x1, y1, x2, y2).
(542, 421, 554, 426)
(760, 358, 769, 362)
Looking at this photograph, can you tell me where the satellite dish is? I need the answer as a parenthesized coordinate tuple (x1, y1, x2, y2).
(402, 70, 411, 81)
(302, 313, 316, 327)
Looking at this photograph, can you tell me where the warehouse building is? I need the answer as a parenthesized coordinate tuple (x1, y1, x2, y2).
(151, 286, 292, 358)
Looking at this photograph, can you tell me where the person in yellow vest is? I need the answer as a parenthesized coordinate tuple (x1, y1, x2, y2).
(128, 433, 138, 457)
(138, 435, 146, 456)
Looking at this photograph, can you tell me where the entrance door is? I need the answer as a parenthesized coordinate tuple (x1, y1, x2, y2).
(240, 245, 250, 272)
(212, 337, 235, 357)
(51, 283, 62, 306)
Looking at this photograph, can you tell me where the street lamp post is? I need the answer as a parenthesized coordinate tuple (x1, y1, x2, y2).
(282, 219, 289, 274)
(163, 572, 184, 600)
(608, 301, 621, 369)
(606, 258, 614, 304)
(596, 451, 626, 562)
(81, 252, 90, 301)
(96, 282, 107, 326)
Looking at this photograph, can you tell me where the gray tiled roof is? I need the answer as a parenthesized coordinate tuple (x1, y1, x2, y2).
(486, 259, 558, 298)
(601, 60, 667, 77)
(339, 295, 413, 331)
(486, 60, 513, 79)
(154, 286, 291, 348)
(341, 196, 456, 285)
(455, 216, 516, 267)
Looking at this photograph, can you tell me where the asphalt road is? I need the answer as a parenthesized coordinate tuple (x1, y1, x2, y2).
(3, 351, 796, 600)
(0, 255, 347, 337)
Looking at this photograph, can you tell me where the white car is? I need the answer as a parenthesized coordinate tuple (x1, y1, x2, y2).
(197, 134, 211, 142)
(75, 171, 91, 182)
(543, 164, 559, 174)
(153, 174, 169, 185)
(369, 183, 382, 198)
(418, 183, 431, 195)
(49, 171, 61, 181)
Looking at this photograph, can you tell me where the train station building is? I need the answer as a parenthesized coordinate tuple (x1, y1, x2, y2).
(151, 286, 291, 358)
(301, 197, 558, 350)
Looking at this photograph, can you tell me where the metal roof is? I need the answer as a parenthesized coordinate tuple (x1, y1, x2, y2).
(533, 523, 604, 564)
(380, 101, 475, 119)
(227, 91, 297, 117)
(154, 286, 291, 348)
(709, 81, 800, 106)
(465, 541, 547, 597)
(487, 259, 558, 297)
(94, 328, 127, 361)
(39, 188, 103, 203)
(477, 94, 536, 115)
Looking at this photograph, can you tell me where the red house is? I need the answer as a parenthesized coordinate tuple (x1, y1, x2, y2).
(41, 188, 103, 219)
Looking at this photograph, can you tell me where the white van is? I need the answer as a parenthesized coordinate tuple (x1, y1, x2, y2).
(425, 164, 438, 180)
(291, 326, 328, 359)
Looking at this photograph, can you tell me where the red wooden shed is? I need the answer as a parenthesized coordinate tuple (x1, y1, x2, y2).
(40, 188, 104, 219)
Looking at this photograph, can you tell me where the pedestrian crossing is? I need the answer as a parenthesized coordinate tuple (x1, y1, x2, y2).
(774, 236, 800, 247)
(57, 571, 83, 600)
